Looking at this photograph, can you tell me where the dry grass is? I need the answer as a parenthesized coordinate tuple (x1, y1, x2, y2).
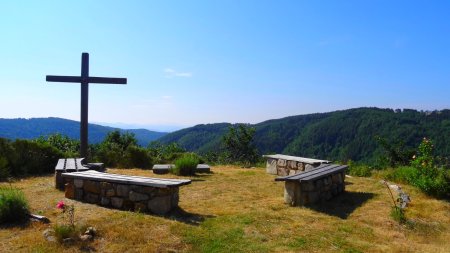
(1, 166, 449, 252)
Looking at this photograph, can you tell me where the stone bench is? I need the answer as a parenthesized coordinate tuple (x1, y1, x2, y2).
(55, 158, 90, 190)
(275, 163, 347, 206)
(62, 170, 191, 214)
(152, 164, 211, 174)
(263, 154, 330, 176)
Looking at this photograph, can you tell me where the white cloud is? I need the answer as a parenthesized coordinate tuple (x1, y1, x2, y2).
(164, 68, 193, 78)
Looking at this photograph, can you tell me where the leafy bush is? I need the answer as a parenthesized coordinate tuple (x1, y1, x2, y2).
(53, 224, 78, 242)
(35, 134, 80, 158)
(122, 146, 153, 169)
(384, 166, 417, 184)
(11, 140, 63, 176)
(173, 154, 199, 176)
(0, 156, 10, 181)
(347, 163, 372, 177)
(222, 124, 259, 166)
(0, 186, 29, 224)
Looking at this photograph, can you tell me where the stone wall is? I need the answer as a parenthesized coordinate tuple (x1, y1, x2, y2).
(64, 178, 179, 215)
(266, 158, 320, 176)
(284, 171, 345, 206)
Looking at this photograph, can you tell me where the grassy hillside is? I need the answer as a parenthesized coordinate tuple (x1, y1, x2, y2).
(1, 166, 449, 252)
(0, 117, 167, 147)
(158, 108, 450, 163)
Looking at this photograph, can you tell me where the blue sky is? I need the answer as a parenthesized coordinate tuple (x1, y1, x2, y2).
(1, 1, 449, 131)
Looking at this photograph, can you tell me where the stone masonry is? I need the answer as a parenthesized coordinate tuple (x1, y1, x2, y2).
(64, 178, 180, 215)
(264, 154, 330, 176)
(283, 170, 345, 206)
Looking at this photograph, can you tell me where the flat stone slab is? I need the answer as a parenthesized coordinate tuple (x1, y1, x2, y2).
(152, 164, 174, 174)
(196, 164, 211, 173)
(62, 170, 191, 188)
(55, 158, 90, 172)
(275, 164, 348, 182)
(263, 154, 330, 165)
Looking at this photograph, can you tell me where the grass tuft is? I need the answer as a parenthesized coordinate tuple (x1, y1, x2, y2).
(0, 186, 29, 224)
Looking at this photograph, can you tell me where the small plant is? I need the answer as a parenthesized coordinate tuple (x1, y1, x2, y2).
(0, 186, 29, 224)
(56, 200, 75, 227)
(347, 161, 372, 177)
(172, 153, 199, 176)
(381, 180, 409, 224)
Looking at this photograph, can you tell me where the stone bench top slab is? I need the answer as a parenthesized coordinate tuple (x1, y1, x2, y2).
(153, 164, 175, 169)
(262, 154, 331, 164)
(55, 158, 90, 171)
(275, 164, 347, 182)
(62, 170, 191, 188)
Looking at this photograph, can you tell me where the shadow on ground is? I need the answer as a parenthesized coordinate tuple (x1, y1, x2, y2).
(306, 191, 376, 219)
(166, 207, 215, 226)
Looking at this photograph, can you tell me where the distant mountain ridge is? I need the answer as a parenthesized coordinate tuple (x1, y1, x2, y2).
(158, 107, 450, 163)
(0, 117, 167, 146)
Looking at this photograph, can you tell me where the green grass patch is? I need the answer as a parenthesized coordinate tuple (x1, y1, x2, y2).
(0, 186, 29, 224)
(348, 164, 372, 177)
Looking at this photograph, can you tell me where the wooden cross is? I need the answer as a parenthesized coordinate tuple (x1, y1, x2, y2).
(46, 53, 127, 158)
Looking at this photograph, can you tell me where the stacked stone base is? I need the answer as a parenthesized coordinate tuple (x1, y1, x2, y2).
(284, 171, 345, 206)
(64, 179, 179, 214)
(266, 158, 320, 176)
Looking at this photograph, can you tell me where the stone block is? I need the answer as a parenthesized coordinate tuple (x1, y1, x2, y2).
(284, 181, 301, 206)
(129, 191, 149, 202)
(288, 169, 298, 175)
(117, 184, 130, 197)
(111, 197, 124, 209)
(123, 200, 134, 210)
(100, 182, 113, 189)
(305, 164, 315, 171)
(148, 195, 172, 214)
(297, 162, 305, 171)
(171, 189, 179, 208)
(65, 182, 75, 199)
(277, 159, 286, 167)
(100, 197, 110, 206)
(74, 179, 84, 188)
(315, 179, 323, 188)
(55, 171, 64, 190)
(277, 167, 289, 176)
(85, 193, 99, 204)
(83, 180, 101, 194)
(287, 161, 297, 169)
(131, 185, 156, 195)
(266, 159, 277, 175)
(105, 189, 115, 197)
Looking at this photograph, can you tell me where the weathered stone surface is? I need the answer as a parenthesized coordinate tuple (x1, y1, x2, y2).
(100, 182, 113, 189)
(297, 162, 305, 171)
(116, 184, 130, 197)
(315, 179, 323, 188)
(288, 169, 298, 175)
(277, 159, 287, 167)
(131, 185, 156, 195)
(129, 191, 149, 202)
(74, 179, 84, 188)
(79, 234, 93, 241)
(105, 189, 115, 197)
(83, 180, 101, 194)
(85, 193, 99, 204)
(287, 161, 297, 170)
(65, 181, 75, 199)
(266, 159, 278, 175)
(148, 195, 172, 214)
(308, 191, 320, 203)
(305, 164, 315, 171)
(100, 197, 110, 206)
(171, 190, 179, 208)
(284, 181, 301, 206)
(332, 173, 342, 184)
(55, 171, 64, 190)
(277, 167, 289, 176)
(111, 197, 124, 209)
(123, 200, 134, 210)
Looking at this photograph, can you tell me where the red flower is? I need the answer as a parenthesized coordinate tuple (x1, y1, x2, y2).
(56, 200, 65, 210)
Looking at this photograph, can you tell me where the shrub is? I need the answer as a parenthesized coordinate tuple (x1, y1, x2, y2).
(173, 154, 199, 176)
(122, 146, 153, 169)
(348, 164, 372, 177)
(384, 166, 417, 184)
(54, 224, 77, 242)
(11, 140, 62, 176)
(0, 186, 29, 224)
(0, 156, 10, 181)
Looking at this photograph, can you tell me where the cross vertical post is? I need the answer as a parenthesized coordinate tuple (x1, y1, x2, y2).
(80, 53, 89, 158)
(46, 53, 127, 160)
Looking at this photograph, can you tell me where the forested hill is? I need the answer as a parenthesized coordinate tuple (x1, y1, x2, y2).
(158, 108, 450, 162)
(0, 117, 167, 146)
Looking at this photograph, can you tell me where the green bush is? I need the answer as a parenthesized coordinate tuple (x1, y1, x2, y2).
(173, 154, 199, 176)
(390, 206, 406, 224)
(0, 186, 29, 224)
(53, 224, 78, 242)
(0, 156, 10, 181)
(122, 146, 153, 169)
(384, 166, 417, 184)
(348, 164, 372, 177)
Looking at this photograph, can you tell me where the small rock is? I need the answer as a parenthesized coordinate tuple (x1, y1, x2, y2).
(45, 236, 57, 243)
(43, 228, 55, 239)
(80, 234, 93, 241)
(63, 238, 75, 244)
(85, 226, 97, 236)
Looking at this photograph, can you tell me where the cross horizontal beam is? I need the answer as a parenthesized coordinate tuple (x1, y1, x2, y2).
(46, 75, 127, 84)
